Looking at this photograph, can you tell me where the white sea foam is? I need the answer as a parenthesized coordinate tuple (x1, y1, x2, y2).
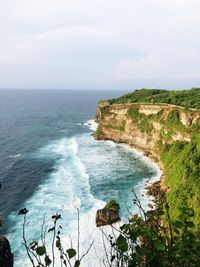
(8, 130, 162, 267)
(118, 143, 162, 211)
(105, 140, 117, 147)
(86, 119, 98, 131)
(9, 154, 21, 158)
(7, 137, 112, 267)
(77, 119, 98, 131)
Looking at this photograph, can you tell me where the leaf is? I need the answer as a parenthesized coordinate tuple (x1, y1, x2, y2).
(186, 208, 194, 217)
(153, 239, 165, 251)
(29, 241, 38, 250)
(174, 228, 179, 235)
(52, 214, 61, 221)
(67, 248, 77, 259)
(56, 240, 61, 248)
(36, 246, 46, 256)
(157, 208, 165, 216)
(111, 255, 116, 262)
(116, 234, 128, 253)
(45, 255, 52, 266)
(135, 246, 145, 256)
(48, 227, 55, 233)
(186, 221, 195, 228)
(174, 220, 184, 229)
(74, 260, 80, 267)
(129, 230, 138, 241)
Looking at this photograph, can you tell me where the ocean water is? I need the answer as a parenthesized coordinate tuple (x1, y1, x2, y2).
(0, 89, 161, 266)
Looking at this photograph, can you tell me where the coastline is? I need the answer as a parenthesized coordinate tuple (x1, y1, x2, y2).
(128, 143, 166, 192)
(114, 142, 164, 210)
(91, 119, 164, 210)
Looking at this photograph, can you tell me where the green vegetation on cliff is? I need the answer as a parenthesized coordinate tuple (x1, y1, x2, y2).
(127, 105, 153, 134)
(160, 134, 200, 231)
(109, 88, 200, 109)
(127, 106, 189, 136)
(96, 88, 200, 233)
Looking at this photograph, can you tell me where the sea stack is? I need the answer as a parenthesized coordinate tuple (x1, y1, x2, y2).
(96, 200, 120, 227)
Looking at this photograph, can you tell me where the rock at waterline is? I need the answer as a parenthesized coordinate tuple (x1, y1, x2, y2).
(0, 236, 13, 267)
(96, 200, 120, 227)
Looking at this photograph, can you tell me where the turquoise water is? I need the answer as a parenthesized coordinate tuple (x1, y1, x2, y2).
(0, 90, 161, 266)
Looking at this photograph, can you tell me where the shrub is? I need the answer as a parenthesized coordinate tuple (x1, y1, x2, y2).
(105, 200, 120, 212)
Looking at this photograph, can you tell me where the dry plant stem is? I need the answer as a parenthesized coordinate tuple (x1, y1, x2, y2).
(22, 214, 35, 267)
(75, 207, 80, 261)
(41, 216, 48, 265)
(59, 248, 63, 267)
(132, 190, 147, 221)
(125, 202, 132, 217)
(100, 228, 112, 267)
(80, 240, 94, 261)
(61, 246, 73, 267)
(52, 217, 59, 267)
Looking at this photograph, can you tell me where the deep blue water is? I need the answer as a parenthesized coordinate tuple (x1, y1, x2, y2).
(0, 89, 160, 266)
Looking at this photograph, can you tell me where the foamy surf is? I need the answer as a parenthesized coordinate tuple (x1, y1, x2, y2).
(86, 119, 98, 131)
(77, 119, 98, 131)
(7, 137, 110, 267)
(9, 154, 21, 158)
(118, 143, 162, 211)
(7, 127, 162, 267)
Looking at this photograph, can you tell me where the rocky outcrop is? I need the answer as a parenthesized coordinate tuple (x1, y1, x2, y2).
(0, 236, 13, 267)
(96, 208, 120, 227)
(96, 201, 120, 227)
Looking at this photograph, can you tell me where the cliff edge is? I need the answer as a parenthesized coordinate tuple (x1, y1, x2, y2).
(94, 89, 200, 229)
(95, 101, 199, 160)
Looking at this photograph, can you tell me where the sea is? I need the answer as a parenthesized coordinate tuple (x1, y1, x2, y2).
(0, 89, 161, 266)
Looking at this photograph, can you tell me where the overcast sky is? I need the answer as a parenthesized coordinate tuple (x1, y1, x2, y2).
(0, 0, 200, 90)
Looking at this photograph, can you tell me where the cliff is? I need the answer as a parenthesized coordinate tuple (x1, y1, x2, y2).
(94, 100, 200, 228)
(95, 101, 199, 159)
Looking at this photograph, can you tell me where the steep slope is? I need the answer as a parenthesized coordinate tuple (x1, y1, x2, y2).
(94, 91, 200, 230)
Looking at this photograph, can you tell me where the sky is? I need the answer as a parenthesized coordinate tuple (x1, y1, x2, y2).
(0, 0, 200, 90)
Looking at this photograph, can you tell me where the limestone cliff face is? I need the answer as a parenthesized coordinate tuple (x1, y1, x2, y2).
(95, 102, 200, 162)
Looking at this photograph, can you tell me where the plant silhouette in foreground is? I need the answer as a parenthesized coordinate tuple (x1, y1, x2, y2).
(18, 207, 93, 267)
(101, 191, 200, 267)
(19, 190, 200, 267)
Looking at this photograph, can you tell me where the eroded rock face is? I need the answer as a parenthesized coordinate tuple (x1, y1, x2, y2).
(94, 102, 200, 161)
(96, 208, 120, 227)
(0, 236, 13, 267)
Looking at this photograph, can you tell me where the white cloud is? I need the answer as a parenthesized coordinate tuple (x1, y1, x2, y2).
(0, 0, 200, 89)
(115, 47, 200, 88)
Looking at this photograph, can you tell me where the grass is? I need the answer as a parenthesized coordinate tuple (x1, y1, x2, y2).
(161, 134, 200, 231)
(127, 106, 153, 134)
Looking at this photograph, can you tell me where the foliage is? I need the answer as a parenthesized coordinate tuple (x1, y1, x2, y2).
(97, 89, 200, 232)
(160, 134, 200, 230)
(105, 199, 120, 212)
(18, 208, 93, 267)
(110, 88, 200, 109)
(104, 120, 126, 132)
(104, 193, 200, 267)
(127, 106, 153, 134)
(95, 125, 103, 137)
(19, 193, 200, 267)
(164, 109, 187, 133)
(98, 89, 200, 229)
